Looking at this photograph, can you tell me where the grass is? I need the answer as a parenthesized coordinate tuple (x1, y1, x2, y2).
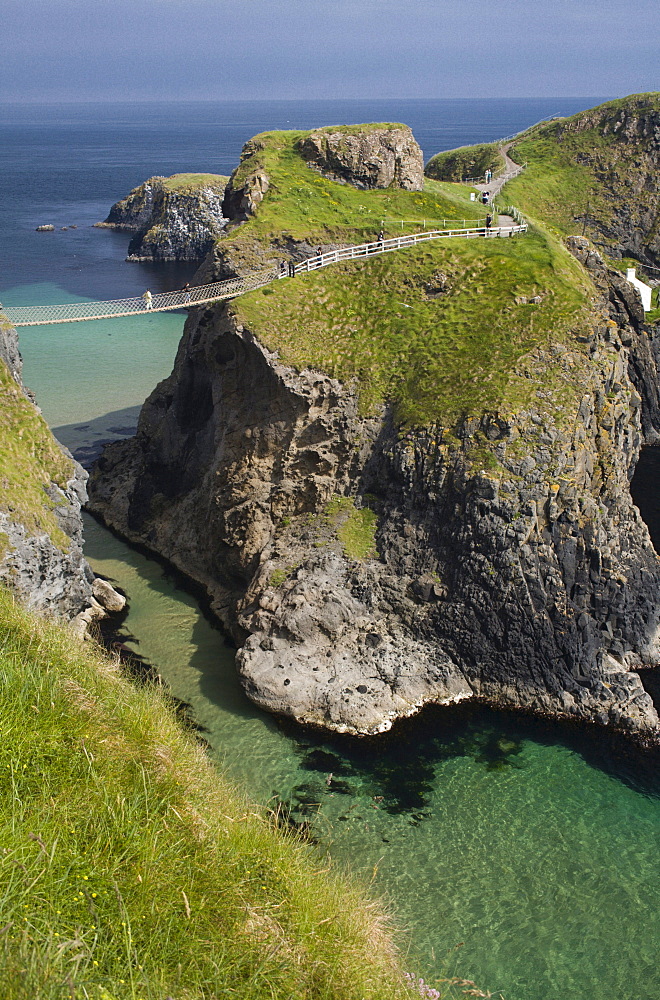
(0, 358, 73, 550)
(236, 223, 593, 425)
(159, 173, 228, 194)
(0, 586, 412, 1000)
(503, 93, 660, 239)
(425, 143, 504, 183)
(325, 497, 379, 560)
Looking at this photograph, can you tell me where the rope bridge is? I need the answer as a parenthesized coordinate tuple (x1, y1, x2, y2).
(2, 221, 527, 328)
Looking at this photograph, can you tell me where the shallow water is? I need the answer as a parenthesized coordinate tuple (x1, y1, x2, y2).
(4, 98, 660, 999)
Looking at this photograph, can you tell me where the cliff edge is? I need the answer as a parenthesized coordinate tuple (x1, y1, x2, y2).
(0, 314, 122, 624)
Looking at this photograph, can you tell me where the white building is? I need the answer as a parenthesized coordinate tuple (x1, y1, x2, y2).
(626, 267, 653, 312)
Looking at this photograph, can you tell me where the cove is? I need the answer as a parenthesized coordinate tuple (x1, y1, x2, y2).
(12, 300, 660, 1000)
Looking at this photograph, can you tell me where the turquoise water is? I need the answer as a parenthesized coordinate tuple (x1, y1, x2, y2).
(13, 289, 660, 1000)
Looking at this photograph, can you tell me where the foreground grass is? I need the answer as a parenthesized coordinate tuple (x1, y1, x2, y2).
(236, 224, 593, 424)
(0, 354, 73, 550)
(0, 588, 410, 1000)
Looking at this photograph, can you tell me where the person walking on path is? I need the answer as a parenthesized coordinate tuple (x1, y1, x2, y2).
(288, 260, 296, 277)
(142, 289, 153, 310)
(486, 213, 492, 233)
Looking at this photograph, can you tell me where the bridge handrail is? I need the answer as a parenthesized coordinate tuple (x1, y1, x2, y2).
(3, 221, 527, 327)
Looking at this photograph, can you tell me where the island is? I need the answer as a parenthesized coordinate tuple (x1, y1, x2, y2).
(86, 97, 660, 738)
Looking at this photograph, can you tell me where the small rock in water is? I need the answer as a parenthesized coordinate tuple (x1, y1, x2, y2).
(35, 224, 55, 231)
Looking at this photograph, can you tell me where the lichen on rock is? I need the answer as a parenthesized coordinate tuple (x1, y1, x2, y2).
(100, 173, 229, 261)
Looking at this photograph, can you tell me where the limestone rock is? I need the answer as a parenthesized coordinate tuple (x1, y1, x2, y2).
(92, 577, 126, 613)
(0, 322, 94, 619)
(297, 125, 424, 191)
(100, 174, 229, 262)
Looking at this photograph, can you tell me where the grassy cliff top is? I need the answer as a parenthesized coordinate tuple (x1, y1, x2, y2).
(501, 92, 660, 236)
(220, 126, 596, 426)
(0, 354, 73, 550)
(236, 225, 593, 424)
(225, 127, 483, 241)
(425, 143, 505, 182)
(0, 587, 410, 1000)
(159, 172, 229, 193)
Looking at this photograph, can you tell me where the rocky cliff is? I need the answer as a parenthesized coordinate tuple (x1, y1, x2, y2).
(99, 174, 228, 261)
(297, 125, 424, 191)
(88, 240, 660, 737)
(0, 317, 122, 624)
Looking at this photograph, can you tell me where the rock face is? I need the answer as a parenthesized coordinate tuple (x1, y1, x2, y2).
(100, 175, 228, 261)
(0, 320, 97, 618)
(297, 126, 424, 191)
(88, 244, 660, 737)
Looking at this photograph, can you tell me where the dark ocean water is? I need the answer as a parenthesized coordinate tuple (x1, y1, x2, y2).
(6, 97, 660, 1000)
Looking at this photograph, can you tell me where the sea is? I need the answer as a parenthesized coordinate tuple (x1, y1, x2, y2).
(3, 97, 660, 1000)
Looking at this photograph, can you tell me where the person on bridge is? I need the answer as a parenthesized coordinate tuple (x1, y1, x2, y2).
(182, 283, 191, 303)
(142, 289, 153, 310)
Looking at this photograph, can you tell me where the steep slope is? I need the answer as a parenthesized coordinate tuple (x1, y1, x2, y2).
(504, 93, 660, 265)
(0, 587, 409, 1000)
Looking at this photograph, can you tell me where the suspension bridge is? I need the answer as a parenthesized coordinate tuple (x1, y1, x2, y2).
(2, 216, 527, 328)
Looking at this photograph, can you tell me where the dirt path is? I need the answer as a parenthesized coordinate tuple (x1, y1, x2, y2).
(473, 143, 524, 203)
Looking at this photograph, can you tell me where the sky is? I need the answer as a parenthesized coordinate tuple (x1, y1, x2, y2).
(2, 0, 659, 102)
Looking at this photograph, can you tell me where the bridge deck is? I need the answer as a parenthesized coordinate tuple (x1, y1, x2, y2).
(2, 222, 526, 328)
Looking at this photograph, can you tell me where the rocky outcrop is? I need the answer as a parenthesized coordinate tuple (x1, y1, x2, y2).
(88, 244, 660, 738)
(99, 174, 228, 261)
(297, 125, 424, 191)
(0, 318, 121, 621)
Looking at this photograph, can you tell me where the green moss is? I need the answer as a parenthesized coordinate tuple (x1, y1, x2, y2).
(325, 497, 379, 560)
(0, 359, 73, 550)
(425, 143, 505, 182)
(236, 223, 593, 425)
(0, 531, 12, 561)
(0, 587, 408, 1000)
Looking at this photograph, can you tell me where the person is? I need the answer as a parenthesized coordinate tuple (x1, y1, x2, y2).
(485, 169, 492, 183)
(142, 289, 153, 310)
(182, 282, 191, 303)
(378, 229, 384, 245)
(288, 260, 296, 277)
(486, 213, 492, 231)
(482, 190, 490, 205)
(316, 246, 323, 264)
(279, 261, 286, 278)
